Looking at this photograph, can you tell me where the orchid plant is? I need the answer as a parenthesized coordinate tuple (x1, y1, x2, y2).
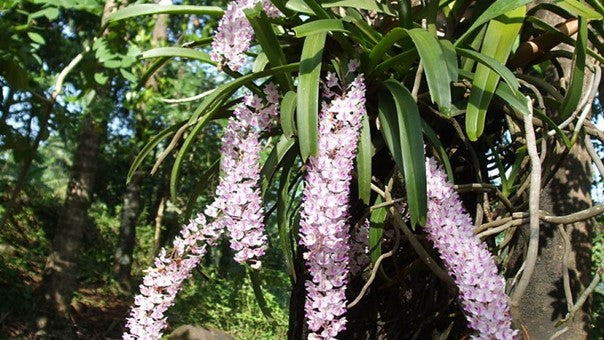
(106, 0, 604, 339)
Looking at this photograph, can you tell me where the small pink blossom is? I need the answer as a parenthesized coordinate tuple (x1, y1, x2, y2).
(299, 73, 367, 339)
(211, 0, 281, 71)
(123, 85, 278, 339)
(423, 157, 517, 339)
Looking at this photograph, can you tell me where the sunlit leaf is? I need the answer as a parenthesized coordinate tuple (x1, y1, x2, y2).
(297, 33, 326, 161)
(465, 6, 525, 141)
(105, 4, 223, 24)
(380, 80, 426, 227)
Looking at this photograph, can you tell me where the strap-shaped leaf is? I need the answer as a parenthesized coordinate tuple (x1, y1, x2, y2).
(248, 268, 275, 321)
(170, 113, 215, 203)
(356, 114, 372, 204)
(280, 91, 297, 138)
(557, 0, 602, 19)
(397, 0, 413, 28)
(559, 17, 587, 120)
(297, 33, 326, 161)
(369, 196, 387, 264)
(141, 47, 215, 65)
(139, 37, 213, 86)
(407, 28, 452, 115)
(440, 40, 459, 83)
(189, 63, 300, 124)
(380, 80, 427, 227)
(261, 136, 296, 198)
(127, 123, 182, 183)
(245, 4, 293, 91)
(285, 0, 314, 15)
(421, 120, 453, 182)
(459, 69, 531, 118)
(277, 147, 299, 281)
(465, 6, 525, 141)
(324, 0, 395, 15)
(293, 19, 348, 37)
(105, 4, 223, 24)
(456, 0, 531, 46)
(456, 47, 522, 96)
(368, 27, 410, 68)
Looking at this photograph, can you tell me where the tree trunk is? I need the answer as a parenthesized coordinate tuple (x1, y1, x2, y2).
(113, 171, 142, 291)
(36, 115, 103, 337)
(515, 138, 594, 338)
(513, 3, 594, 337)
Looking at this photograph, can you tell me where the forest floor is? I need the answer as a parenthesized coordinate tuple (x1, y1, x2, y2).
(0, 243, 130, 339)
(1, 284, 130, 339)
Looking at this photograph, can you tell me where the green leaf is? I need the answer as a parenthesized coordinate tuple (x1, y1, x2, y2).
(397, 0, 413, 28)
(297, 33, 326, 161)
(407, 28, 452, 115)
(119, 68, 137, 83)
(189, 63, 300, 124)
(324, 0, 395, 15)
(556, 0, 602, 19)
(559, 17, 587, 120)
(368, 27, 409, 68)
(280, 91, 297, 138)
(456, 47, 521, 95)
(245, 4, 293, 91)
(127, 123, 181, 183)
(356, 114, 372, 204)
(105, 4, 224, 24)
(94, 72, 108, 85)
(141, 47, 214, 64)
(465, 6, 525, 141)
(369, 196, 387, 264)
(456, 0, 531, 46)
(276, 147, 299, 281)
(373, 48, 418, 75)
(293, 19, 348, 37)
(380, 80, 427, 227)
(170, 114, 215, 203)
(440, 40, 459, 83)
(261, 136, 296, 198)
(494, 81, 532, 117)
(139, 37, 213, 86)
(253, 53, 269, 73)
(421, 120, 454, 182)
(28, 7, 59, 21)
(248, 269, 275, 321)
(285, 0, 314, 15)
(301, 0, 332, 18)
(27, 32, 45, 45)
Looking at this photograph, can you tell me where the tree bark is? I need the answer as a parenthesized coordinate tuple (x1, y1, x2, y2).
(513, 3, 595, 337)
(36, 115, 103, 336)
(113, 171, 142, 291)
(515, 138, 594, 339)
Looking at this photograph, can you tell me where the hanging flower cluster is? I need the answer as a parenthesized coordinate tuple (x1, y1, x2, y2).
(424, 157, 517, 340)
(299, 72, 367, 339)
(123, 215, 219, 339)
(210, 0, 280, 71)
(123, 86, 278, 339)
(205, 84, 279, 268)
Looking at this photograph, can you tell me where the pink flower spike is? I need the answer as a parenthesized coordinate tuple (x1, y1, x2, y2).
(423, 157, 518, 340)
(206, 85, 280, 267)
(211, 0, 281, 71)
(299, 74, 367, 339)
